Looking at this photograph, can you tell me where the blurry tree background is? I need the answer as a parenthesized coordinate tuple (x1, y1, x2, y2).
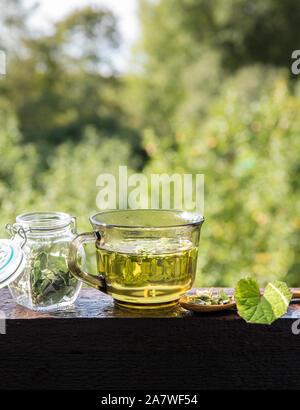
(0, 0, 299, 286)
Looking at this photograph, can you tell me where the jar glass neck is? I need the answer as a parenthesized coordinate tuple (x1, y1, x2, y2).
(15, 212, 73, 235)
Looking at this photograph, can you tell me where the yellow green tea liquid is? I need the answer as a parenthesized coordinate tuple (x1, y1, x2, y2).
(96, 239, 198, 308)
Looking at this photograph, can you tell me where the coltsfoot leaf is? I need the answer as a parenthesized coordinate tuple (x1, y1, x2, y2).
(235, 276, 292, 324)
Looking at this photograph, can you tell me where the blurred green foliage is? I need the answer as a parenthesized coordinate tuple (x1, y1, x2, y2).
(0, 0, 299, 286)
(143, 66, 300, 286)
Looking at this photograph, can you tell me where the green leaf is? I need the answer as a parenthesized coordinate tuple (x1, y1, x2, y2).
(220, 288, 229, 301)
(235, 276, 292, 324)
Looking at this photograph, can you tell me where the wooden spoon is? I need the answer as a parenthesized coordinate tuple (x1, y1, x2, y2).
(179, 288, 300, 313)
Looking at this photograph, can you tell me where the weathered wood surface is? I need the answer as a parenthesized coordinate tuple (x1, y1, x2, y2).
(1, 287, 300, 319)
(0, 287, 299, 390)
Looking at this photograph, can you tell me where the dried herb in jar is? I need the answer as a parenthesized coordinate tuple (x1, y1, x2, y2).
(30, 244, 78, 306)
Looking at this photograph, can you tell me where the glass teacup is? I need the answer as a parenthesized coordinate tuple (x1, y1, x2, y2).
(68, 209, 204, 308)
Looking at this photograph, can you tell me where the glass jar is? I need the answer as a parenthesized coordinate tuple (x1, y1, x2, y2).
(6, 212, 83, 311)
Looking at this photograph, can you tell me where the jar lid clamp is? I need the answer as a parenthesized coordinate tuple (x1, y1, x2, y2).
(0, 224, 27, 289)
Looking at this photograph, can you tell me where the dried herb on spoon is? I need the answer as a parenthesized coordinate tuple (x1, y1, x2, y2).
(187, 288, 232, 306)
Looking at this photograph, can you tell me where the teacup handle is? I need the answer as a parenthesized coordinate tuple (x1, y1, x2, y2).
(68, 232, 106, 292)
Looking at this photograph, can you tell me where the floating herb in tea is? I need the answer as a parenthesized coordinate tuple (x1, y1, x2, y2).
(96, 238, 198, 305)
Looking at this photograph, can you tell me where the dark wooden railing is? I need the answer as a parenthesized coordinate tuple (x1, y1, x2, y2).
(0, 287, 299, 390)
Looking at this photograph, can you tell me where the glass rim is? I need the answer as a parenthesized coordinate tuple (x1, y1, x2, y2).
(16, 211, 72, 231)
(90, 209, 204, 229)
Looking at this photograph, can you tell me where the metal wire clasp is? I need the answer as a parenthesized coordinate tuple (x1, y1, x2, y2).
(5, 223, 29, 248)
(70, 216, 77, 235)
